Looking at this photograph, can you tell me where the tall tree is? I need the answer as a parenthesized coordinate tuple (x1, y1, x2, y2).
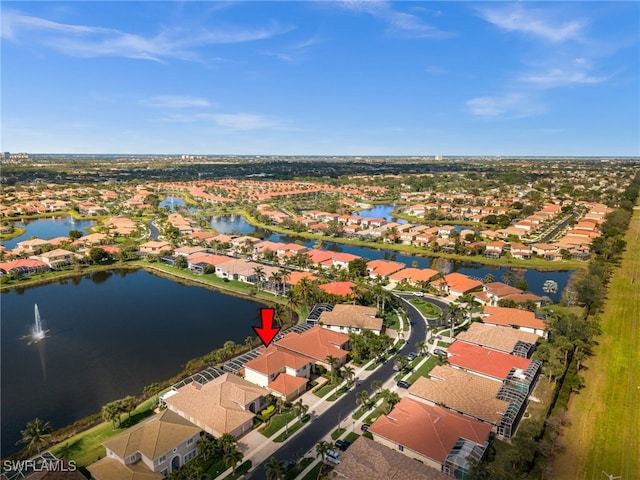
(17, 418, 53, 454)
(223, 446, 244, 474)
(265, 456, 286, 480)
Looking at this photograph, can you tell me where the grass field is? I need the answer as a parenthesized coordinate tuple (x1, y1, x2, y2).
(551, 206, 640, 480)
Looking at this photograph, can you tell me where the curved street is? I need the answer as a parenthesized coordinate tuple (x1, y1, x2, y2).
(247, 296, 441, 479)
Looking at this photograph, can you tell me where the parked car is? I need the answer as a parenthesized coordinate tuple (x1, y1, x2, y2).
(412, 291, 424, 296)
(335, 439, 351, 451)
(324, 453, 340, 465)
(434, 348, 447, 357)
(361, 423, 371, 432)
(397, 380, 411, 389)
(407, 352, 417, 361)
(283, 458, 297, 472)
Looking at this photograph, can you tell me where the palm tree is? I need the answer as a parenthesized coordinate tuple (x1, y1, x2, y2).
(371, 380, 383, 396)
(285, 288, 301, 324)
(294, 277, 316, 311)
(198, 435, 217, 461)
(342, 365, 356, 387)
(265, 456, 286, 480)
(218, 432, 238, 455)
(101, 401, 122, 430)
(383, 391, 400, 414)
(17, 418, 53, 454)
(269, 271, 281, 295)
(223, 446, 244, 474)
(415, 340, 427, 357)
(325, 355, 339, 384)
(253, 266, 265, 290)
(121, 396, 137, 424)
(356, 390, 370, 410)
(278, 268, 291, 295)
(315, 440, 332, 461)
(292, 399, 309, 423)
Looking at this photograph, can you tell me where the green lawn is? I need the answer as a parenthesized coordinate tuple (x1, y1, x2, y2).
(331, 428, 346, 440)
(301, 462, 323, 480)
(405, 356, 438, 384)
(313, 382, 338, 398)
(259, 411, 296, 438)
(344, 432, 360, 443)
(284, 458, 314, 480)
(409, 298, 442, 318)
(551, 204, 640, 480)
(50, 397, 157, 467)
(273, 415, 310, 442)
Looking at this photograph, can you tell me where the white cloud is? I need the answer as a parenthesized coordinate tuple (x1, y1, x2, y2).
(519, 59, 613, 87)
(1, 9, 291, 62)
(466, 93, 546, 118)
(212, 113, 276, 130)
(340, 0, 451, 38)
(478, 4, 586, 43)
(143, 95, 215, 108)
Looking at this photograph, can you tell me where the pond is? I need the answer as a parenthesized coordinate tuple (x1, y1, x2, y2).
(355, 203, 407, 223)
(159, 195, 186, 212)
(2, 216, 97, 250)
(0, 269, 266, 457)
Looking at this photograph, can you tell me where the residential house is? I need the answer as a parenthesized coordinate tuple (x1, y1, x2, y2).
(274, 326, 350, 369)
(163, 373, 269, 439)
(139, 241, 173, 255)
(482, 306, 548, 338)
(87, 409, 201, 479)
(243, 346, 312, 400)
(318, 304, 384, 335)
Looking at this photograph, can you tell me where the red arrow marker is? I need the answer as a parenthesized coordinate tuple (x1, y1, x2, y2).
(253, 308, 280, 347)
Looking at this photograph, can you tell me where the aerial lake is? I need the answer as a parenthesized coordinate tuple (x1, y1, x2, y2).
(0, 269, 266, 457)
(2, 216, 97, 250)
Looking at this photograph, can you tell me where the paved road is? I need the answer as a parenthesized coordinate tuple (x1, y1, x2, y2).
(147, 220, 160, 240)
(247, 300, 428, 478)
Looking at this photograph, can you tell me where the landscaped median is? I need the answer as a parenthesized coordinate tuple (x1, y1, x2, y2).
(409, 298, 442, 319)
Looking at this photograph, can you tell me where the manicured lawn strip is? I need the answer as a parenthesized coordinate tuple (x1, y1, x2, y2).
(331, 428, 346, 440)
(326, 385, 349, 402)
(49, 397, 157, 467)
(284, 457, 314, 480)
(313, 382, 338, 398)
(301, 462, 323, 480)
(364, 405, 386, 425)
(223, 460, 251, 479)
(344, 432, 360, 443)
(551, 204, 640, 480)
(405, 356, 438, 384)
(274, 415, 310, 442)
(259, 411, 296, 438)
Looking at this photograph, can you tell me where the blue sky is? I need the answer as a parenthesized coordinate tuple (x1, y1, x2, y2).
(2, 1, 638, 156)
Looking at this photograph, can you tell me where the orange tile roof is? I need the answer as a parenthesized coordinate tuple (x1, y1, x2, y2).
(268, 374, 308, 398)
(275, 326, 349, 363)
(389, 267, 438, 283)
(318, 281, 356, 298)
(244, 346, 311, 376)
(285, 271, 318, 285)
(366, 259, 406, 277)
(447, 340, 531, 380)
(369, 397, 491, 464)
(483, 305, 548, 331)
(442, 272, 483, 293)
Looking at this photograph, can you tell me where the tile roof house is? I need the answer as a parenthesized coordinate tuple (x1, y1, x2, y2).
(163, 373, 269, 439)
(434, 272, 483, 297)
(0, 259, 49, 277)
(389, 267, 439, 286)
(368, 397, 491, 478)
(318, 281, 357, 299)
(366, 259, 406, 279)
(318, 304, 384, 335)
(446, 340, 532, 382)
(243, 346, 312, 400)
(139, 241, 172, 255)
(274, 326, 350, 368)
(408, 365, 509, 428)
(87, 409, 201, 480)
(455, 322, 539, 358)
(332, 437, 451, 480)
(482, 305, 548, 338)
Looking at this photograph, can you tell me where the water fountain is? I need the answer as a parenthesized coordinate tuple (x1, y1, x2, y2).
(30, 304, 48, 343)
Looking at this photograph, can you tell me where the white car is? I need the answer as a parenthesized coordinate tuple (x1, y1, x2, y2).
(325, 450, 341, 465)
(412, 291, 424, 296)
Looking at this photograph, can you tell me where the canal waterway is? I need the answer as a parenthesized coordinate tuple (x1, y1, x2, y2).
(0, 269, 266, 457)
(209, 214, 572, 302)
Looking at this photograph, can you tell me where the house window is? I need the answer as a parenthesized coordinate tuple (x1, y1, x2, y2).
(159, 455, 166, 463)
(187, 438, 194, 446)
(398, 445, 404, 452)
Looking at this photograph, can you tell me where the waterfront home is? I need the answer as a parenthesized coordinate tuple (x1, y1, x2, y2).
(274, 326, 350, 369)
(31, 248, 77, 269)
(366, 259, 405, 280)
(0, 258, 49, 277)
(87, 409, 201, 479)
(187, 254, 234, 274)
(332, 437, 450, 480)
(243, 346, 312, 400)
(482, 306, 549, 338)
(105, 217, 137, 236)
(510, 242, 532, 259)
(389, 267, 439, 286)
(433, 272, 482, 297)
(139, 241, 172, 255)
(174, 246, 207, 258)
(16, 238, 50, 253)
(485, 241, 505, 258)
(318, 304, 384, 335)
(163, 373, 269, 439)
(318, 281, 357, 299)
(368, 396, 491, 478)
